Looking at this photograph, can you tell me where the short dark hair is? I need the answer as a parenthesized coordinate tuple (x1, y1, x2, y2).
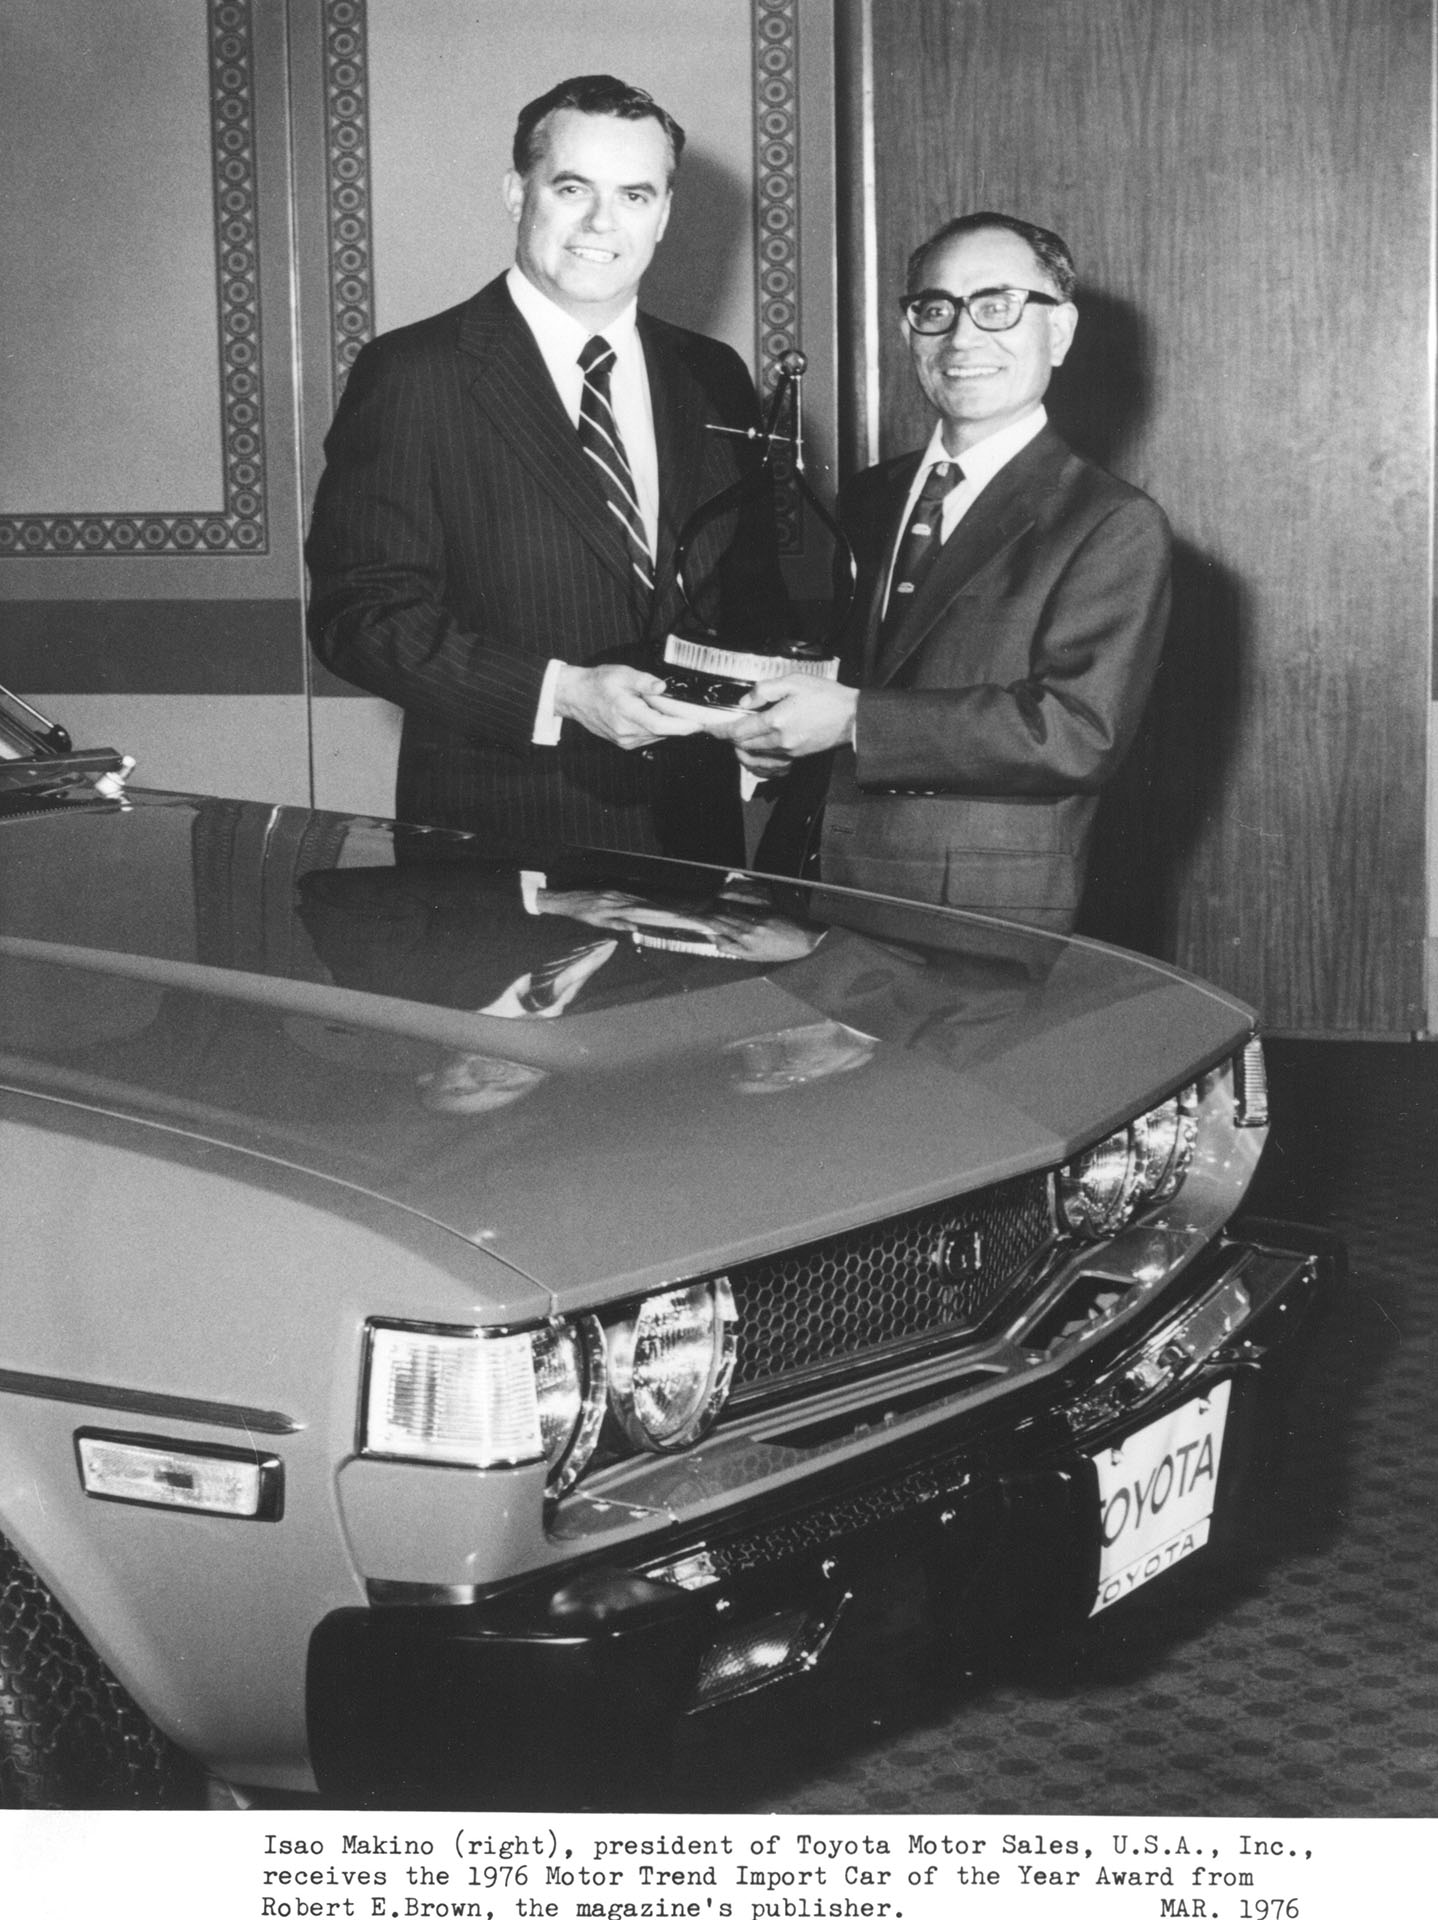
(511, 75, 686, 178)
(906, 211, 1077, 303)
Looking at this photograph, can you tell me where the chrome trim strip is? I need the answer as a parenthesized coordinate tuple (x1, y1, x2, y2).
(0, 1368, 299, 1435)
(367, 1579, 478, 1608)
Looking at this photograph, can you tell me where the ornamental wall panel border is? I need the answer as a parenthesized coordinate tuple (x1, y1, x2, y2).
(0, 0, 269, 560)
(0, 2, 806, 561)
(322, 0, 375, 400)
(311, 1, 806, 546)
(754, 0, 802, 553)
(754, 0, 801, 385)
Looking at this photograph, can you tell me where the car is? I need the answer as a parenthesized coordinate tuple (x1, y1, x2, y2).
(0, 688, 1338, 1808)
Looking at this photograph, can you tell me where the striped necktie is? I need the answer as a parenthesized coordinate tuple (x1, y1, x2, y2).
(879, 458, 964, 644)
(577, 335, 654, 600)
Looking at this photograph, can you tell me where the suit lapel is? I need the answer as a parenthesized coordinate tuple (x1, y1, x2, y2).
(457, 281, 636, 597)
(873, 428, 1066, 684)
(858, 459, 920, 682)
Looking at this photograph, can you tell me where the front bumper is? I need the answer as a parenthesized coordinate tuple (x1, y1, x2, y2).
(307, 1217, 1338, 1802)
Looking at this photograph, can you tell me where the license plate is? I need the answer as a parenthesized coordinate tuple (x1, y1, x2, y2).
(1089, 1379, 1232, 1616)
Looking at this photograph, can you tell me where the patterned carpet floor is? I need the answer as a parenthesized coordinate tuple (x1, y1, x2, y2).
(664, 1039, 1438, 1816)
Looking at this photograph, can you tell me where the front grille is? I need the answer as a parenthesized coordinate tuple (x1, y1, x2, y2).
(729, 1171, 1055, 1393)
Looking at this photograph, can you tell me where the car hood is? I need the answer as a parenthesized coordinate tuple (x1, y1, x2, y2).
(0, 793, 1253, 1302)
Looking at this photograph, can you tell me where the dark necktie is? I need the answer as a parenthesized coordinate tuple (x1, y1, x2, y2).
(879, 458, 964, 644)
(577, 336, 654, 600)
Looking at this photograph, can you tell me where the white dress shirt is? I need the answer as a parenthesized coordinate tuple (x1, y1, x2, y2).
(505, 266, 660, 551)
(882, 405, 1049, 616)
(506, 268, 661, 745)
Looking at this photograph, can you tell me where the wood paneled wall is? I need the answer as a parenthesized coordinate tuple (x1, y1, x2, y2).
(842, 0, 1432, 1035)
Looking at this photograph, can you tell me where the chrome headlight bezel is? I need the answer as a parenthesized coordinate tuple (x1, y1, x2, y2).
(532, 1314, 607, 1495)
(1056, 1081, 1200, 1239)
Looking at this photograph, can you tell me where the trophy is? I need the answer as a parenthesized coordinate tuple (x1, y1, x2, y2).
(658, 349, 857, 714)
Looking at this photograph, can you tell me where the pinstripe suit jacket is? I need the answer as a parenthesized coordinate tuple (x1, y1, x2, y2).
(305, 275, 789, 864)
(819, 426, 1171, 931)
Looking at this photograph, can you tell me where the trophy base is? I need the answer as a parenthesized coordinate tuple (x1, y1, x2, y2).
(661, 666, 752, 710)
(660, 635, 838, 709)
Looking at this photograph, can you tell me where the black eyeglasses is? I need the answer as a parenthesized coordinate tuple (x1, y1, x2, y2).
(900, 286, 1062, 335)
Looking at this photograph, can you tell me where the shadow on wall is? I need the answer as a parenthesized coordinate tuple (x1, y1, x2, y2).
(1078, 544, 1247, 958)
(1046, 285, 1149, 473)
(642, 146, 750, 338)
(1049, 291, 1246, 958)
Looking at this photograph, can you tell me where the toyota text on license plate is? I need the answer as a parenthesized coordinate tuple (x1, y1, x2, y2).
(1089, 1380, 1232, 1616)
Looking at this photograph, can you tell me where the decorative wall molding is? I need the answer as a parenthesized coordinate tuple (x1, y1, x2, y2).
(752, 0, 802, 552)
(310, 1, 808, 547)
(753, 0, 801, 386)
(0, 0, 269, 559)
(1, 2, 808, 561)
(322, 0, 375, 399)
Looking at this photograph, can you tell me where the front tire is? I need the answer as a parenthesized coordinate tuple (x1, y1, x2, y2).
(0, 1532, 201, 1807)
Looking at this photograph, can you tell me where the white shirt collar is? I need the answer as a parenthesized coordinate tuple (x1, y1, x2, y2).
(920, 405, 1047, 488)
(505, 264, 639, 360)
(883, 406, 1050, 609)
(502, 264, 660, 569)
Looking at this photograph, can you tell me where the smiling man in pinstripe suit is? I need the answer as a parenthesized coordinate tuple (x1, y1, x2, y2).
(306, 75, 789, 866)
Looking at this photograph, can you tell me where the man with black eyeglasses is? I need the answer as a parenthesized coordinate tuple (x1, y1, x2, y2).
(736, 212, 1170, 930)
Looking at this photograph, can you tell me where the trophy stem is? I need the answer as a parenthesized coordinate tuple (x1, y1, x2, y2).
(668, 346, 856, 702)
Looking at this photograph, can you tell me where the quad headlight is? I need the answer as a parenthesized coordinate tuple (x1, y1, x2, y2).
(364, 1279, 735, 1493)
(607, 1279, 738, 1452)
(1056, 1082, 1199, 1237)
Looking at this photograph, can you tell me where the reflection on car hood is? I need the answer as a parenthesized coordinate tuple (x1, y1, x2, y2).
(0, 794, 1253, 1300)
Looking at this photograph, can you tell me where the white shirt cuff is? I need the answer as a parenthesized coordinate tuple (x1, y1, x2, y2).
(519, 870, 547, 915)
(532, 659, 566, 746)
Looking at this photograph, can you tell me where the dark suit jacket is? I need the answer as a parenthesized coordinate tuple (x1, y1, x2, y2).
(305, 275, 789, 866)
(820, 424, 1171, 930)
